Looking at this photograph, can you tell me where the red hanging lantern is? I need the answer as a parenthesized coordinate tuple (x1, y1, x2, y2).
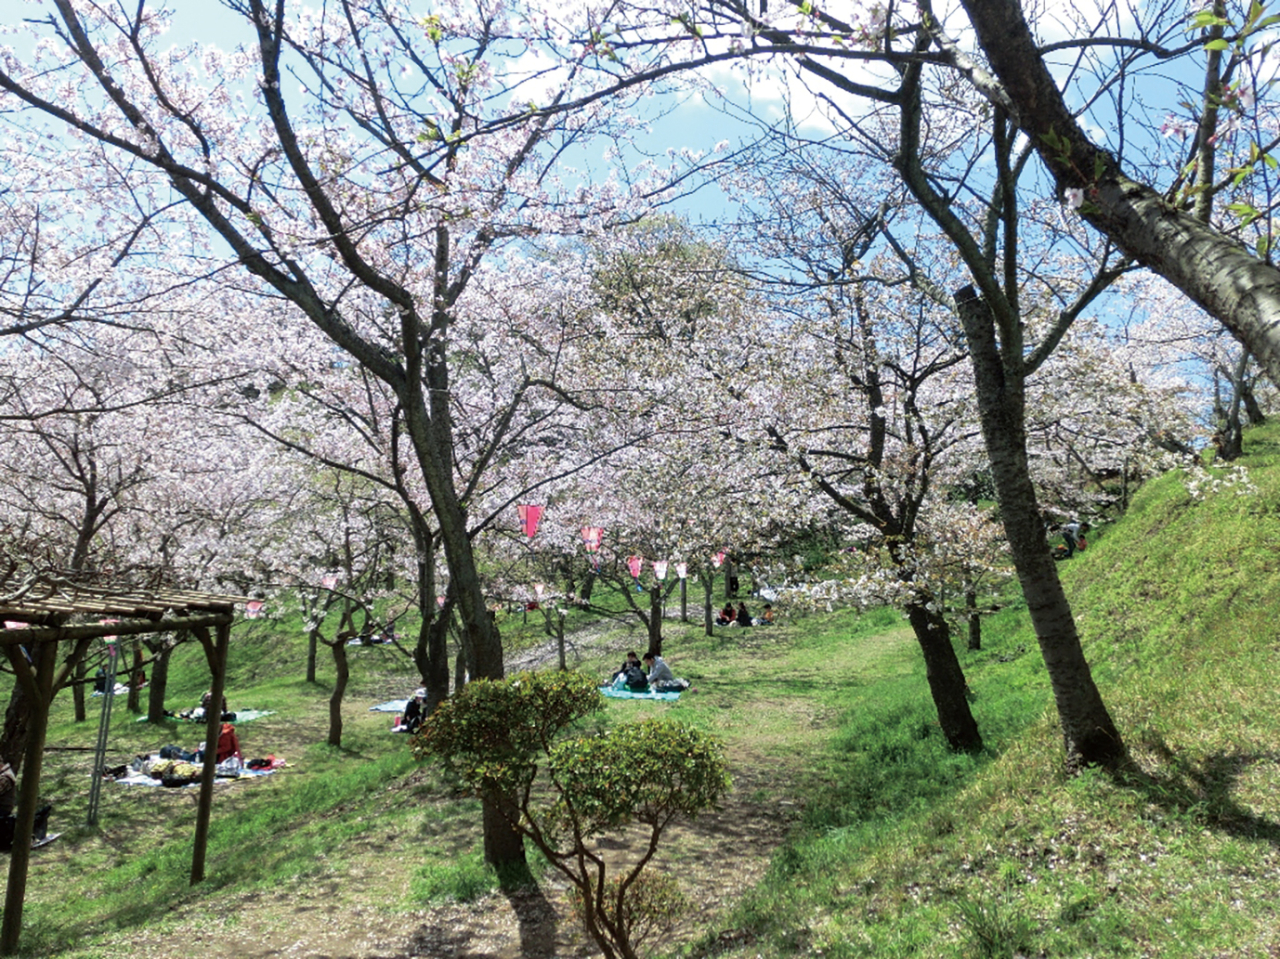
(517, 504, 544, 538)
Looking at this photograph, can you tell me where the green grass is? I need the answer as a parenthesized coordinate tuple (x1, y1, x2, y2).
(5, 427, 1280, 957)
(688, 425, 1280, 959)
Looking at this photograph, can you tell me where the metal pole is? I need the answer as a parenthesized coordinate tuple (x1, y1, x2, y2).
(85, 643, 118, 826)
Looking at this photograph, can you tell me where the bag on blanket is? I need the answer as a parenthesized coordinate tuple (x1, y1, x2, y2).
(623, 665, 649, 692)
(653, 679, 690, 693)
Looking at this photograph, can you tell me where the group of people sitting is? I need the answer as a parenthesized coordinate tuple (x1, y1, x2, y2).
(608, 651, 690, 694)
(715, 601, 774, 627)
(171, 690, 237, 723)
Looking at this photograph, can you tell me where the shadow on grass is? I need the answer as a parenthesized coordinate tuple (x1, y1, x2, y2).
(1114, 735, 1280, 846)
(496, 862, 559, 959)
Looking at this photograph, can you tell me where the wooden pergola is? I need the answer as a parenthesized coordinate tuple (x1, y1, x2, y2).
(0, 580, 246, 955)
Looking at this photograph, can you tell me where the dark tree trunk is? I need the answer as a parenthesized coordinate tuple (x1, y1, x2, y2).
(125, 644, 144, 713)
(482, 797, 527, 877)
(966, 588, 982, 651)
(555, 612, 567, 670)
(454, 648, 467, 694)
(957, 287, 1125, 769)
(905, 604, 982, 752)
(0, 683, 31, 775)
(1241, 381, 1266, 425)
(1, 639, 57, 954)
(417, 605, 452, 716)
(72, 659, 86, 723)
(327, 640, 348, 747)
(645, 586, 664, 656)
(147, 642, 174, 724)
(306, 629, 318, 684)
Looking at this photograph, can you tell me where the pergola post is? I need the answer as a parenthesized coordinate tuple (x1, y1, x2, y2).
(189, 620, 231, 885)
(0, 639, 58, 956)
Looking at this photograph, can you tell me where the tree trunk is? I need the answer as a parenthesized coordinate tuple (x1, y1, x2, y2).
(327, 640, 348, 747)
(72, 659, 86, 723)
(125, 644, 144, 713)
(454, 648, 467, 694)
(482, 797, 527, 878)
(556, 612, 567, 671)
(0, 682, 31, 775)
(957, 287, 1126, 769)
(905, 604, 982, 752)
(0, 640, 57, 955)
(306, 629, 318, 684)
(147, 642, 174, 724)
(416, 606, 452, 716)
(966, 588, 982, 651)
(645, 586, 663, 656)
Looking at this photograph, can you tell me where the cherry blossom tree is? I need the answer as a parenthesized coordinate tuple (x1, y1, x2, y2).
(0, 0, 689, 867)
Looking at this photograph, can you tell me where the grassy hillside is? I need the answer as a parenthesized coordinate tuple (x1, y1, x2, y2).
(709, 424, 1280, 958)
(1, 426, 1278, 957)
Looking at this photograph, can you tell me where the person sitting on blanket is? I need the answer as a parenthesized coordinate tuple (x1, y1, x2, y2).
(736, 602, 753, 628)
(643, 653, 689, 693)
(399, 689, 427, 733)
(610, 651, 642, 684)
(613, 656, 649, 692)
(715, 603, 735, 626)
(180, 690, 233, 722)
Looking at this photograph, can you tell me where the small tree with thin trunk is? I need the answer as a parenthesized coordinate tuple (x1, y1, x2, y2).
(416, 670, 730, 959)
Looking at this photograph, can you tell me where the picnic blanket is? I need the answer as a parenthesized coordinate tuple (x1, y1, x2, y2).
(600, 687, 683, 701)
(137, 708, 276, 724)
(370, 699, 409, 713)
(108, 754, 284, 788)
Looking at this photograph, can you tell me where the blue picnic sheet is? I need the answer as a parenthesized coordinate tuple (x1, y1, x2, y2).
(600, 686, 682, 701)
(370, 699, 409, 713)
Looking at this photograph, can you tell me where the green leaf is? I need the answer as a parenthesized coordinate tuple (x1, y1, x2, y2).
(1204, 38, 1231, 50)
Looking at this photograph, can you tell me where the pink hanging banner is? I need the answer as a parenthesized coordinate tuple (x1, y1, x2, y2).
(676, 562, 688, 580)
(437, 595, 446, 608)
(713, 550, 727, 568)
(245, 600, 265, 619)
(321, 573, 338, 590)
(627, 555, 643, 579)
(653, 561, 669, 580)
(518, 504, 544, 538)
(581, 526, 604, 552)
(534, 583, 545, 598)
(3, 621, 26, 630)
